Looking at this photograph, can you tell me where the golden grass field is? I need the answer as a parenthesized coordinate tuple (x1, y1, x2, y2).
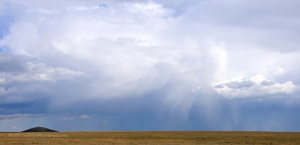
(1, 131, 300, 144)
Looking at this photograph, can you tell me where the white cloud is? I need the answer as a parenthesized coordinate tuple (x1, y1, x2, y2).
(0, 0, 300, 111)
(1, 0, 300, 132)
(80, 115, 91, 119)
(0, 61, 85, 84)
(124, 1, 173, 17)
(1, 0, 230, 101)
(0, 77, 6, 84)
(215, 74, 298, 98)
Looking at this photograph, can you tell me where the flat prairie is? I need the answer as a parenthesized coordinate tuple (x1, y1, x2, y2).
(1, 131, 300, 144)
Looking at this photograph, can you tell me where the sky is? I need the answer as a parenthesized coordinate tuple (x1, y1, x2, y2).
(0, 0, 300, 132)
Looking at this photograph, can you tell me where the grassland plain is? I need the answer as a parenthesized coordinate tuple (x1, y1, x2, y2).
(1, 131, 300, 145)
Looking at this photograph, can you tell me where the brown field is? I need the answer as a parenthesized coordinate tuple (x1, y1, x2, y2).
(1, 131, 300, 145)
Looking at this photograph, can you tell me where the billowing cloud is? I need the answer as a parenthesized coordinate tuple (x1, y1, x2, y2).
(80, 115, 91, 119)
(1, 0, 300, 132)
(0, 62, 84, 83)
(0, 53, 84, 83)
(215, 75, 298, 98)
(0, 0, 228, 103)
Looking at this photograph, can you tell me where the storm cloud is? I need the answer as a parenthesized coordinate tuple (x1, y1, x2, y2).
(0, 0, 300, 132)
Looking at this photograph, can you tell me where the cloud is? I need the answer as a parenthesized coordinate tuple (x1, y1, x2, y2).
(123, 1, 174, 17)
(1, 0, 231, 103)
(215, 74, 298, 98)
(80, 115, 91, 119)
(2, 62, 84, 83)
(215, 78, 254, 89)
(0, 53, 85, 83)
(62, 117, 74, 120)
(0, 53, 26, 72)
(0, 114, 43, 121)
(0, 53, 85, 107)
(1, 0, 300, 131)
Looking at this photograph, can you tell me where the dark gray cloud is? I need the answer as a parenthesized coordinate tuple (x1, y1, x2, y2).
(215, 79, 254, 89)
(261, 80, 275, 86)
(0, 53, 26, 72)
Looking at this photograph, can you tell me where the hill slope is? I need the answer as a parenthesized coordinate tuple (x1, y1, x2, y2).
(22, 127, 58, 132)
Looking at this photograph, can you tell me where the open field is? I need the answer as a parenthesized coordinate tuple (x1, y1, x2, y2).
(1, 131, 300, 144)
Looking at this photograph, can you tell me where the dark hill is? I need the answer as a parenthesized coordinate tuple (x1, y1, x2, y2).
(22, 127, 58, 132)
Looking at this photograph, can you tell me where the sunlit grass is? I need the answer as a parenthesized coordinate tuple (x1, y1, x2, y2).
(1, 131, 300, 144)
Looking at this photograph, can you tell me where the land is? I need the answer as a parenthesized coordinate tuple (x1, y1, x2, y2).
(1, 131, 300, 144)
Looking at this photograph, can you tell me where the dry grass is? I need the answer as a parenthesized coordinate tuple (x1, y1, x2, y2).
(1, 131, 300, 144)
